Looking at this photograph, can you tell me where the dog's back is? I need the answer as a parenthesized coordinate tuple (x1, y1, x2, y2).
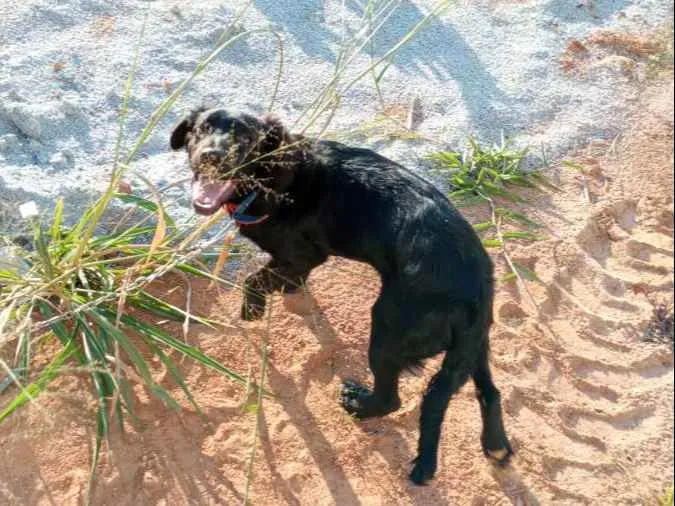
(287, 140, 493, 306)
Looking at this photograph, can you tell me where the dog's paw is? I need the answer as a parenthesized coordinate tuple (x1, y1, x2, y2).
(481, 432, 514, 466)
(241, 302, 265, 321)
(409, 456, 436, 486)
(339, 379, 400, 419)
(340, 380, 372, 417)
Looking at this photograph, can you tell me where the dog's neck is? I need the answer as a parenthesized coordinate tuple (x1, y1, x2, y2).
(243, 134, 313, 218)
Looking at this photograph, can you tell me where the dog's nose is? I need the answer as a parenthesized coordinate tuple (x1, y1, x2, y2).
(199, 149, 225, 165)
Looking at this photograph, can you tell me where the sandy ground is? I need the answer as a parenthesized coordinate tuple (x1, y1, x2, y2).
(1, 1, 674, 505)
(0, 71, 673, 504)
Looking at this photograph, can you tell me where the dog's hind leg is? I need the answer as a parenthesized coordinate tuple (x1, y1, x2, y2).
(409, 352, 472, 485)
(472, 340, 512, 464)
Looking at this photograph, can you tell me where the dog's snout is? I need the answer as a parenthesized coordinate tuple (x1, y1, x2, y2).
(199, 149, 226, 166)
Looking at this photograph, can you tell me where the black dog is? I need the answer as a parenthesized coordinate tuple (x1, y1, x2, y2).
(170, 108, 513, 484)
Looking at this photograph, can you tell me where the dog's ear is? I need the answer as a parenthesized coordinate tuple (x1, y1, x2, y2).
(170, 118, 191, 150)
(260, 113, 291, 151)
(170, 108, 205, 150)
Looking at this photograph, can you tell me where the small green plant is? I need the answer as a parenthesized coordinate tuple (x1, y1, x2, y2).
(427, 137, 553, 287)
(427, 137, 543, 204)
(659, 486, 674, 506)
(0, 191, 251, 496)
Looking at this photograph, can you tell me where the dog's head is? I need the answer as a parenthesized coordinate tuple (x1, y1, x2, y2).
(170, 108, 295, 215)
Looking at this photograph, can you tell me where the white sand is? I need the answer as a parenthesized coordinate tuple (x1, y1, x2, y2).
(0, 0, 671, 232)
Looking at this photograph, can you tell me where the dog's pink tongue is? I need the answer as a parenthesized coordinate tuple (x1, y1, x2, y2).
(192, 175, 235, 215)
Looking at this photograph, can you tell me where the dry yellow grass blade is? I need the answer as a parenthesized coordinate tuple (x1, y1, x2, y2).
(212, 232, 236, 281)
(135, 174, 167, 262)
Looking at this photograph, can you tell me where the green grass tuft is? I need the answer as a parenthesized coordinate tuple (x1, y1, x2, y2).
(0, 192, 255, 503)
(427, 136, 553, 294)
(426, 137, 548, 204)
(429, 137, 546, 238)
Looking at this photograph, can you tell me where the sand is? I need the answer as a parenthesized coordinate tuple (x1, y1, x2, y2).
(1, 0, 673, 232)
(0, 1, 673, 505)
(0, 71, 673, 506)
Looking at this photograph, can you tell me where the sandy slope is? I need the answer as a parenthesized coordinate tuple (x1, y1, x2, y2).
(0, 72, 672, 505)
(1, 0, 673, 234)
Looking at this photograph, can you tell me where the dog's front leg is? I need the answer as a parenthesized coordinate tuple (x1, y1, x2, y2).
(241, 260, 310, 320)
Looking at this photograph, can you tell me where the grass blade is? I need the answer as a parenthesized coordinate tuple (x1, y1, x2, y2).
(0, 299, 17, 341)
(212, 233, 235, 279)
(75, 313, 109, 361)
(73, 16, 148, 270)
(128, 290, 218, 328)
(482, 239, 504, 248)
(473, 222, 496, 232)
(135, 175, 168, 260)
(173, 263, 240, 291)
(113, 193, 176, 228)
(530, 171, 562, 191)
(500, 174, 537, 188)
(90, 225, 158, 250)
(562, 160, 588, 174)
(86, 375, 109, 506)
(86, 311, 154, 386)
(243, 294, 273, 505)
(35, 301, 87, 364)
(512, 262, 542, 283)
(0, 339, 76, 423)
(144, 338, 206, 422)
(495, 208, 542, 229)
(501, 231, 540, 241)
(108, 311, 254, 389)
(50, 198, 64, 243)
(127, 29, 284, 164)
(32, 220, 55, 280)
(481, 181, 525, 202)
(0, 270, 22, 282)
(16, 326, 30, 383)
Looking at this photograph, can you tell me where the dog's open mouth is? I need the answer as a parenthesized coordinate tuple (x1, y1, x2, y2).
(191, 174, 236, 215)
